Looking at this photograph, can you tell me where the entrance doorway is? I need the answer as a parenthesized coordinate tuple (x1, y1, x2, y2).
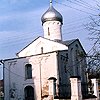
(24, 86, 34, 100)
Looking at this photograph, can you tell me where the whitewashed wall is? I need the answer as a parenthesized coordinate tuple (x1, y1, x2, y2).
(4, 51, 58, 100)
(43, 21, 62, 40)
(17, 37, 68, 57)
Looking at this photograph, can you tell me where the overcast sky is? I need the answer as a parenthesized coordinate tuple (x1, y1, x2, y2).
(0, 0, 99, 79)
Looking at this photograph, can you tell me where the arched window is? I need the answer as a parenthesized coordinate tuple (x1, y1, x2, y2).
(24, 86, 34, 100)
(25, 64, 32, 79)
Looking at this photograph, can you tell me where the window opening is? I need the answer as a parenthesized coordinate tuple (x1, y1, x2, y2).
(41, 47, 43, 53)
(48, 27, 50, 36)
(24, 86, 34, 100)
(25, 64, 32, 79)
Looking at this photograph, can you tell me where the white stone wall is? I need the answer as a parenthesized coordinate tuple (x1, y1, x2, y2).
(4, 39, 88, 100)
(70, 77, 82, 100)
(4, 51, 58, 100)
(43, 21, 62, 40)
(17, 37, 68, 57)
(91, 79, 99, 100)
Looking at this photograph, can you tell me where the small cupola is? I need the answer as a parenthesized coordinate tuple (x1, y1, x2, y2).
(41, 0, 63, 41)
(41, 6, 63, 25)
(41, 1, 63, 25)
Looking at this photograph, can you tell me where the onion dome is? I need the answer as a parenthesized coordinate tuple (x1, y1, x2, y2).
(41, 3, 63, 25)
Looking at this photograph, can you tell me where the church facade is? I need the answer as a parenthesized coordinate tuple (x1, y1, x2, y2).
(3, 1, 88, 100)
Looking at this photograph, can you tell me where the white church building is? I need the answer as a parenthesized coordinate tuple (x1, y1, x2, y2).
(2, 1, 99, 100)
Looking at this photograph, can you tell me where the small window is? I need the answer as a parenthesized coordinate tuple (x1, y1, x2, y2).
(41, 47, 43, 53)
(48, 27, 50, 36)
(57, 22, 59, 24)
(64, 65, 67, 73)
(25, 64, 32, 79)
(75, 44, 78, 48)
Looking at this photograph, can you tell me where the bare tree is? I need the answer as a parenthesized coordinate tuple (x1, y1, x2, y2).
(85, 16, 100, 78)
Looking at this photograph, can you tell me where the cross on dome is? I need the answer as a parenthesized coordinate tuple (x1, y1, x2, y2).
(50, 0, 53, 7)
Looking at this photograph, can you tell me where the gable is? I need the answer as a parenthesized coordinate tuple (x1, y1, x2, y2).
(54, 39, 86, 55)
(67, 39, 86, 55)
(17, 37, 68, 57)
